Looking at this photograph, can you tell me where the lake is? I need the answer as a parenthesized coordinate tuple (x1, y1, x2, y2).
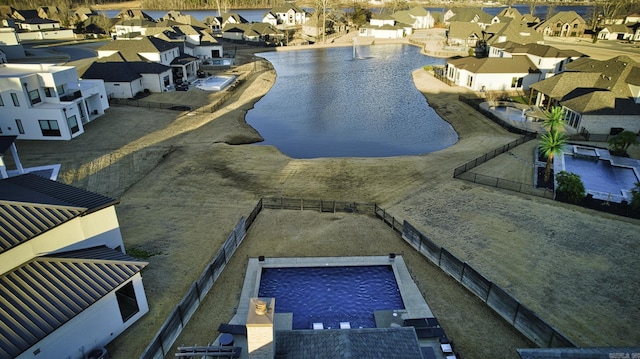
(245, 44, 458, 158)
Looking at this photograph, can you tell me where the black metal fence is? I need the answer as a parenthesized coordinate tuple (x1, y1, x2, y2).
(399, 218, 576, 348)
(139, 200, 262, 359)
(139, 198, 575, 358)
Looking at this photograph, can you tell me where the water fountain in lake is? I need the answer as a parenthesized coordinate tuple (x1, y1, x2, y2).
(353, 37, 363, 60)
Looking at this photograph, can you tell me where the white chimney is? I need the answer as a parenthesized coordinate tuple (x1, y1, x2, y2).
(246, 298, 275, 359)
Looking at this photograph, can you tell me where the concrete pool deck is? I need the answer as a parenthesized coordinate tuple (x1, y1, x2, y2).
(217, 255, 438, 358)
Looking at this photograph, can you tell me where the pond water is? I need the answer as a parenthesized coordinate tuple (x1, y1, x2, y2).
(246, 44, 458, 158)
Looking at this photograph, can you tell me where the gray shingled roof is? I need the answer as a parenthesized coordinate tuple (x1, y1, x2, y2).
(0, 246, 147, 358)
(82, 61, 143, 82)
(491, 41, 583, 58)
(448, 21, 483, 39)
(275, 327, 423, 359)
(98, 36, 178, 61)
(448, 55, 539, 74)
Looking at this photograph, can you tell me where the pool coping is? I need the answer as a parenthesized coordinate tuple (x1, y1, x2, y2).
(228, 256, 432, 327)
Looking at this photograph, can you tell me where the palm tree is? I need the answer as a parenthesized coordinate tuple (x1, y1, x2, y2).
(539, 130, 567, 182)
(608, 130, 639, 156)
(542, 106, 565, 133)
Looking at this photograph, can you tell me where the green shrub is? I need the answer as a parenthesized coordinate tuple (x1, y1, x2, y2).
(631, 182, 640, 210)
(555, 171, 586, 204)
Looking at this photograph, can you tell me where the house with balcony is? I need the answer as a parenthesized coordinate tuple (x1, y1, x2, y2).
(0, 63, 109, 141)
(0, 173, 149, 359)
(264, 3, 309, 28)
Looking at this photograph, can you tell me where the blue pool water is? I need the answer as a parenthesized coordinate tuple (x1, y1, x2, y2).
(258, 265, 404, 330)
(563, 155, 639, 195)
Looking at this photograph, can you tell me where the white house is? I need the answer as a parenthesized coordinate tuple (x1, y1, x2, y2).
(17, 17, 60, 31)
(445, 55, 540, 91)
(359, 23, 406, 39)
(268, 3, 309, 27)
(392, 7, 435, 29)
(0, 135, 60, 180)
(0, 173, 149, 359)
(0, 63, 109, 141)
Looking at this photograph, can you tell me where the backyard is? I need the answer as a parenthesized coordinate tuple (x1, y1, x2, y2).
(12, 51, 640, 358)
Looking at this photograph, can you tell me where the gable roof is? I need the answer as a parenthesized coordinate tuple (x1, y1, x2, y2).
(447, 7, 494, 24)
(448, 21, 483, 39)
(271, 3, 307, 14)
(448, 55, 539, 74)
(491, 41, 583, 58)
(497, 7, 522, 19)
(0, 246, 147, 358)
(98, 36, 178, 61)
(484, 19, 544, 44)
(530, 56, 640, 115)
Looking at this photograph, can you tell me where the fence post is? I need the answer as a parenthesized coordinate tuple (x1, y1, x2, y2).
(300, 198, 303, 210)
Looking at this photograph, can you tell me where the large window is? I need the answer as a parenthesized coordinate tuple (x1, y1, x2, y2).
(116, 281, 140, 322)
(44, 87, 54, 97)
(39, 120, 61, 136)
(56, 84, 65, 95)
(15, 119, 24, 134)
(28, 89, 41, 105)
(66, 115, 79, 134)
(0, 94, 3, 106)
(11, 93, 19, 106)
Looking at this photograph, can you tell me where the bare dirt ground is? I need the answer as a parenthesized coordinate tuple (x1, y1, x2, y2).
(14, 37, 640, 358)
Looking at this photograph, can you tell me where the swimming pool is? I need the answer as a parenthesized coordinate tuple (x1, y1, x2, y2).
(561, 154, 640, 202)
(258, 265, 405, 329)
(195, 75, 236, 91)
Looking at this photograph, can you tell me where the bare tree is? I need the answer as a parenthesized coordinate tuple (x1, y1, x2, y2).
(315, 0, 331, 43)
(527, 0, 537, 17)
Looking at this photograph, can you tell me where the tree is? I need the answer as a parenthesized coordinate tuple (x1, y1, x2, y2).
(608, 130, 639, 156)
(631, 182, 640, 210)
(349, 2, 372, 29)
(542, 106, 566, 133)
(539, 129, 567, 182)
(555, 171, 586, 204)
(527, 0, 538, 17)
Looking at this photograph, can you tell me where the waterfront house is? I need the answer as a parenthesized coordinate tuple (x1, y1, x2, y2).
(483, 19, 544, 46)
(0, 173, 149, 359)
(529, 55, 640, 135)
(447, 21, 483, 47)
(444, 7, 498, 29)
(534, 11, 586, 38)
(0, 63, 109, 141)
(265, 3, 309, 27)
(391, 7, 435, 29)
(115, 8, 155, 22)
(488, 41, 584, 78)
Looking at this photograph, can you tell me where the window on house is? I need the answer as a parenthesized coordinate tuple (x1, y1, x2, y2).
(39, 119, 61, 136)
(56, 84, 65, 95)
(573, 24, 578, 28)
(44, 87, 54, 97)
(15, 119, 24, 134)
(116, 281, 140, 322)
(66, 115, 79, 134)
(467, 75, 473, 87)
(28, 89, 41, 105)
(556, 22, 562, 28)
(11, 93, 19, 106)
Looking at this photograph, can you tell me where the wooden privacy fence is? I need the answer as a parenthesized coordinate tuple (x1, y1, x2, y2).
(139, 199, 262, 359)
(397, 218, 576, 348)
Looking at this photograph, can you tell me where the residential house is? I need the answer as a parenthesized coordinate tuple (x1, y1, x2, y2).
(359, 23, 406, 39)
(444, 7, 498, 29)
(115, 8, 155, 22)
(74, 6, 97, 22)
(145, 23, 224, 60)
(534, 11, 586, 38)
(488, 41, 584, 78)
(17, 17, 60, 31)
(483, 19, 544, 47)
(496, 6, 522, 20)
(203, 15, 223, 31)
(113, 18, 157, 37)
(0, 27, 26, 60)
(597, 24, 635, 40)
(370, 13, 396, 27)
(84, 37, 184, 96)
(221, 23, 283, 44)
(529, 55, 640, 134)
(161, 10, 207, 29)
(445, 42, 585, 92)
(0, 63, 109, 141)
(265, 3, 309, 27)
(10, 9, 39, 22)
(220, 13, 250, 28)
(445, 55, 540, 91)
(392, 7, 435, 29)
(0, 173, 149, 359)
(447, 21, 483, 47)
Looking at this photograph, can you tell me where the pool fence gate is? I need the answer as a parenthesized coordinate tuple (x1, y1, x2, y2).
(139, 197, 574, 359)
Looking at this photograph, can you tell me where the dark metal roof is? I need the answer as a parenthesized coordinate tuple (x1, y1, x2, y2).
(0, 201, 85, 254)
(0, 246, 147, 358)
(275, 327, 423, 359)
(1, 174, 118, 213)
(82, 61, 142, 82)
